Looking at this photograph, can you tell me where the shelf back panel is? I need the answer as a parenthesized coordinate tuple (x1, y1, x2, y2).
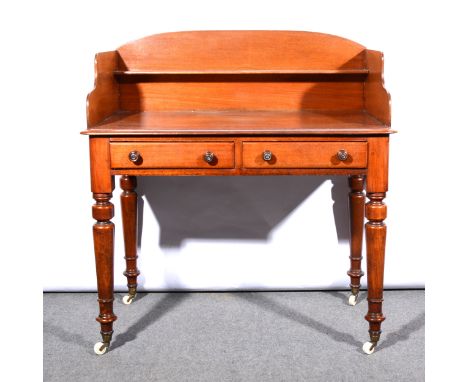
(119, 81, 363, 111)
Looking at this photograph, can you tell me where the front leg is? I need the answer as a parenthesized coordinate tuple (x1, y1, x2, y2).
(363, 192, 387, 354)
(89, 137, 117, 355)
(362, 136, 389, 355)
(92, 192, 117, 355)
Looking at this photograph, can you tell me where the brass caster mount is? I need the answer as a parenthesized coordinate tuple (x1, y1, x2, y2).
(122, 287, 137, 305)
(94, 332, 113, 355)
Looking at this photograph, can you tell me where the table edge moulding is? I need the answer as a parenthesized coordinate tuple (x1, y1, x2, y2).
(82, 30, 394, 356)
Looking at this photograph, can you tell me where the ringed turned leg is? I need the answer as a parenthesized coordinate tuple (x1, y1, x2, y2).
(90, 137, 117, 355)
(347, 175, 365, 306)
(120, 175, 140, 305)
(92, 192, 117, 355)
(362, 136, 389, 354)
(363, 192, 387, 354)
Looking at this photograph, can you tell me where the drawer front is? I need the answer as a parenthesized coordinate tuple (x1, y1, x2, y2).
(110, 142, 235, 169)
(242, 141, 367, 168)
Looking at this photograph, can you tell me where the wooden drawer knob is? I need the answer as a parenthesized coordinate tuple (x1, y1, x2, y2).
(263, 150, 273, 161)
(128, 150, 141, 163)
(337, 149, 348, 161)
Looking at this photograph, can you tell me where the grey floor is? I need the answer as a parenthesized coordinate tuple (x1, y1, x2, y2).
(43, 290, 424, 382)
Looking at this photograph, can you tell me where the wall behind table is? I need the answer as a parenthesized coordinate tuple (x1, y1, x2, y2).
(11, 0, 460, 292)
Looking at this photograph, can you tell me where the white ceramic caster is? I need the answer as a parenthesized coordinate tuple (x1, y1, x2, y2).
(122, 294, 135, 305)
(348, 294, 357, 306)
(94, 342, 109, 355)
(362, 341, 376, 355)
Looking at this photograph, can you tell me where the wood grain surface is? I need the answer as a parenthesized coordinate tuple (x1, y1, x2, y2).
(86, 52, 119, 127)
(83, 110, 393, 136)
(242, 141, 367, 168)
(110, 142, 235, 169)
(116, 31, 366, 71)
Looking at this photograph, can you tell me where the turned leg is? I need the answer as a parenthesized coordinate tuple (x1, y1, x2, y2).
(363, 192, 387, 353)
(361, 136, 389, 354)
(347, 175, 365, 306)
(92, 192, 117, 354)
(120, 175, 140, 304)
